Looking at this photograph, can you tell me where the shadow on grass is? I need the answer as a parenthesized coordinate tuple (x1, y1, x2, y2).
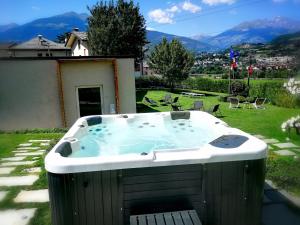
(136, 90, 148, 102)
(137, 103, 160, 113)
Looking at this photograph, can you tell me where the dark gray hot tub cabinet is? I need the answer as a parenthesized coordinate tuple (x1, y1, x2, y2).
(48, 159, 265, 225)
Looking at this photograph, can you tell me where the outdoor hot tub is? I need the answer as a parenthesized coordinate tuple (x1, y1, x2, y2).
(45, 111, 267, 225)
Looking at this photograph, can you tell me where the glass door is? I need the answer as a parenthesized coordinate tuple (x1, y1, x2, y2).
(77, 86, 102, 117)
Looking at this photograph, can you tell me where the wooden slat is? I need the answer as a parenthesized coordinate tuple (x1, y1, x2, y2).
(130, 211, 202, 225)
(155, 213, 166, 225)
(180, 211, 193, 225)
(124, 164, 202, 177)
(172, 212, 184, 225)
(124, 179, 201, 193)
(188, 210, 202, 225)
(129, 216, 138, 225)
(164, 212, 175, 225)
(124, 187, 199, 201)
(147, 214, 156, 225)
(123, 171, 201, 185)
(138, 215, 147, 225)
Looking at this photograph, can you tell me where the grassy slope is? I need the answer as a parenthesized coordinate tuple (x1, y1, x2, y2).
(137, 89, 300, 146)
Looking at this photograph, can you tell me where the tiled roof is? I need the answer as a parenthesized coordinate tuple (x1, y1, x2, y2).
(11, 36, 70, 50)
(72, 31, 88, 41)
(0, 42, 16, 49)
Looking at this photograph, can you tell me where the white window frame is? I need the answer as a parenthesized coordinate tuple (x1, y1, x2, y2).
(76, 85, 104, 118)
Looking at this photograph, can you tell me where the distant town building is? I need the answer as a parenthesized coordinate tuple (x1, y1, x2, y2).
(143, 62, 155, 76)
(7, 35, 71, 57)
(0, 42, 16, 57)
(65, 29, 89, 56)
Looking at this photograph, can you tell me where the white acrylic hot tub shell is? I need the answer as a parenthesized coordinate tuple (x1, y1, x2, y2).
(45, 112, 267, 174)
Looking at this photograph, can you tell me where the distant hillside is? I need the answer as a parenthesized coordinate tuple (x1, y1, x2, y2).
(0, 12, 214, 53)
(0, 12, 89, 42)
(1, 12, 300, 53)
(146, 31, 216, 53)
(205, 17, 300, 49)
(0, 23, 19, 33)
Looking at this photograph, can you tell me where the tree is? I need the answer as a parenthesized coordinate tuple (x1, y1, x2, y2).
(56, 32, 70, 44)
(87, 0, 147, 59)
(148, 38, 195, 89)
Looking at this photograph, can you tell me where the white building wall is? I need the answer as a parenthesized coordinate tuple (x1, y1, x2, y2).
(71, 40, 89, 56)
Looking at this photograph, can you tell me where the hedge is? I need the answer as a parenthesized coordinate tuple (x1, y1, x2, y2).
(135, 76, 299, 108)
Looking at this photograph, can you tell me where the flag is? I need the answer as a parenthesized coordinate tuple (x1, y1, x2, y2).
(248, 65, 253, 76)
(230, 49, 234, 60)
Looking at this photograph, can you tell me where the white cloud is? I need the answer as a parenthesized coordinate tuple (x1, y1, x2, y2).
(148, 9, 174, 24)
(202, 0, 236, 6)
(148, 1, 202, 24)
(147, 27, 156, 31)
(167, 5, 181, 13)
(182, 1, 202, 13)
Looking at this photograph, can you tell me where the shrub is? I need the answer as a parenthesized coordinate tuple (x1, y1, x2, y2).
(135, 76, 167, 88)
(231, 80, 248, 96)
(182, 77, 229, 93)
(266, 153, 300, 193)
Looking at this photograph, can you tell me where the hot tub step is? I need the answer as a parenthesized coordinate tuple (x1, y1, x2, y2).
(130, 210, 202, 225)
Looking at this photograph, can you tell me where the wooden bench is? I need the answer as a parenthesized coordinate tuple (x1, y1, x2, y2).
(130, 210, 202, 225)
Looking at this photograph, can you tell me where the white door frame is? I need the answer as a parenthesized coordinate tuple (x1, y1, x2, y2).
(75, 85, 104, 118)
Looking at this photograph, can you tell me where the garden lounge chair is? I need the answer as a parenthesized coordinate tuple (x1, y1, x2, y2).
(189, 100, 204, 111)
(229, 97, 240, 109)
(144, 96, 158, 106)
(160, 94, 172, 105)
(253, 98, 266, 109)
(207, 104, 222, 117)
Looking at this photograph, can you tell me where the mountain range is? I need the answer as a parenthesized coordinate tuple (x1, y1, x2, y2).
(1, 12, 300, 52)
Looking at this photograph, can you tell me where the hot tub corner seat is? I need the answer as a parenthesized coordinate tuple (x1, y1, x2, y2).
(55, 141, 72, 157)
(86, 116, 102, 126)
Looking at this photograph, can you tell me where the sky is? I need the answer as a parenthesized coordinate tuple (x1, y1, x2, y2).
(1, 0, 300, 37)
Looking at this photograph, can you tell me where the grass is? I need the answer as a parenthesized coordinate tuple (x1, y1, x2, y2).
(0, 132, 64, 225)
(137, 89, 300, 146)
(137, 89, 300, 195)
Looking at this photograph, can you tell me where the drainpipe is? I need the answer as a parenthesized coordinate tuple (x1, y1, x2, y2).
(112, 59, 120, 114)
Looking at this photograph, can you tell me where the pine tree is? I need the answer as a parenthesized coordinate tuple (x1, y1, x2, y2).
(148, 38, 195, 89)
(87, 0, 147, 60)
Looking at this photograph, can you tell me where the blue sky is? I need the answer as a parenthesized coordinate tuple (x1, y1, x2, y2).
(1, 0, 300, 36)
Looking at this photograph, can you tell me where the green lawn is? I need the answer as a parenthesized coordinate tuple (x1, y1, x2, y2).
(137, 89, 300, 195)
(137, 89, 300, 146)
(0, 133, 63, 225)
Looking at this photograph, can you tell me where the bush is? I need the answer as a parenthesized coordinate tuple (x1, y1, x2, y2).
(182, 77, 229, 93)
(135, 76, 167, 89)
(231, 80, 248, 96)
(267, 153, 300, 193)
(0, 128, 68, 134)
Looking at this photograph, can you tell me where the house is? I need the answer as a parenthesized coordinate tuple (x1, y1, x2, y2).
(143, 61, 155, 76)
(65, 29, 89, 56)
(0, 42, 16, 57)
(8, 35, 71, 57)
(0, 56, 136, 130)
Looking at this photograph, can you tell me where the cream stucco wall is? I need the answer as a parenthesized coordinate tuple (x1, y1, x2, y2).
(116, 58, 136, 114)
(0, 58, 136, 130)
(60, 61, 116, 127)
(0, 60, 62, 130)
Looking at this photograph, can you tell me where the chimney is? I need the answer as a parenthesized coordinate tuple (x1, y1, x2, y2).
(73, 28, 79, 32)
